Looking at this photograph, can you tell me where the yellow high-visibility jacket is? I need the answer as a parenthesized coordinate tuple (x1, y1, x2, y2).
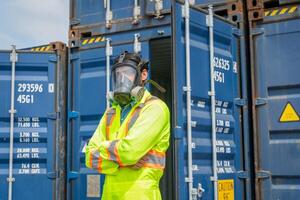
(85, 90, 170, 200)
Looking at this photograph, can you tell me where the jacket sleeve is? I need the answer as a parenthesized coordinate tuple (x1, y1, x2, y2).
(98, 101, 170, 166)
(85, 110, 119, 174)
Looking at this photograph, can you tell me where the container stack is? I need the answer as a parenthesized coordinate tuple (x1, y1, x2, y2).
(67, 1, 246, 200)
(246, 0, 300, 199)
(1, 0, 300, 200)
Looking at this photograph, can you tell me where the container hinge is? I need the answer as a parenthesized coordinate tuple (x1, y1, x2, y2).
(68, 111, 79, 119)
(49, 55, 57, 62)
(232, 28, 242, 37)
(70, 53, 79, 61)
(250, 28, 264, 36)
(174, 125, 183, 139)
(67, 171, 79, 180)
(235, 98, 247, 107)
(47, 171, 59, 179)
(255, 98, 267, 106)
(70, 18, 80, 26)
(256, 170, 271, 179)
(237, 170, 250, 179)
(47, 112, 60, 120)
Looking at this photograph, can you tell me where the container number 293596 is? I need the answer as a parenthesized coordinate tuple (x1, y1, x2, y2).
(17, 83, 43, 104)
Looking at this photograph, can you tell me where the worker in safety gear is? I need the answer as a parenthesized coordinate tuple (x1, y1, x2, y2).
(85, 51, 170, 200)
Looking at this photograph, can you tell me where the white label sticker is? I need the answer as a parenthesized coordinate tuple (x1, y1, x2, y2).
(87, 175, 101, 198)
(233, 61, 237, 73)
(48, 83, 54, 93)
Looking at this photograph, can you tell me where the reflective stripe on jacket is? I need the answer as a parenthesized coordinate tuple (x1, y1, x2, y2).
(85, 90, 170, 200)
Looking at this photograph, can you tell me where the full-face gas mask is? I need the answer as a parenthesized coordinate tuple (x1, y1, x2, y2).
(111, 52, 148, 106)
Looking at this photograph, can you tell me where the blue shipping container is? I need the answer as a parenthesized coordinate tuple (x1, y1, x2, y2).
(250, 5, 300, 200)
(69, 0, 238, 27)
(0, 43, 67, 200)
(68, 1, 247, 200)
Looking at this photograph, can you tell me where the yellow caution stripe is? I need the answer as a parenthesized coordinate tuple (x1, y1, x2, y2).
(82, 36, 106, 46)
(31, 45, 51, 52)
(265, 6, 298, 17)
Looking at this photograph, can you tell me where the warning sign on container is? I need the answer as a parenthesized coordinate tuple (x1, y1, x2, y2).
(279, 102, 300, 122)
(218, 179, 234, 200)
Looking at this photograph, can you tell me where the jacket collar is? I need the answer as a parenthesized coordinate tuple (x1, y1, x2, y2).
(110, 89, 151, 109)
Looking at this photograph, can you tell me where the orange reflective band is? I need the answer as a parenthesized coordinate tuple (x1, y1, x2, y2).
(106, 111, 116, 140)
(89, 152, 93, 168)
(143, 163, 164, 170)
(98, 155, 102, 173)
(125, 96, 159, 135)
(148, 149, 165, 158)
(114, 141, 124, 167)
(125, 109, 139, 136)
(110, 115, 115, 126)
(91, 151, 102, 171)
(106, 145, 111, 160)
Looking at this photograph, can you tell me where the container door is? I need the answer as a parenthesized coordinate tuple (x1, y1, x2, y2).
(68, 35, 150, 200)
(0, 50, 64, 199)
(173, 2, 244, 200)
(252, 17, 300, 199)
(70, 0, 134, 26)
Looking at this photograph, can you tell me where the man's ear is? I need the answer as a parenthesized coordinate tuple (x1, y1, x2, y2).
(141, 69, 148, 82)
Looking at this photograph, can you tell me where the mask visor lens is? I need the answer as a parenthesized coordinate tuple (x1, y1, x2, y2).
(112, 66, 137, 93)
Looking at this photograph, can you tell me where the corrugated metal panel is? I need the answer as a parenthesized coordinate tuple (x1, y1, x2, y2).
(251, 16, 300, 199)
(173, 2, 244, 199)
(0, 47, 67, 200)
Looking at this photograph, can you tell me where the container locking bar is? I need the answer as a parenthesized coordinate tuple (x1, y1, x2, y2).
(207, 5, 218, 200)
(104, 0, 113, 29)
(8, 45, 18, 200)
(106, 38, 113, 109)
(182, 1, 196, 199)
(133, 33, 141, 54)
(133, 0, 141, 24)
